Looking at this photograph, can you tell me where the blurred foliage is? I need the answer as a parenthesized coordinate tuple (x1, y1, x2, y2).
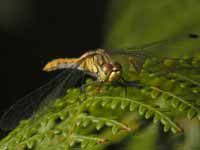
(1, 0, 200, 150)
(104, 0, 200, 48)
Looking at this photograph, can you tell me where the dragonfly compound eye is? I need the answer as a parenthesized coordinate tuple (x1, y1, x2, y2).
(102, 63, 113, 73)
(112, 62, 122, 71)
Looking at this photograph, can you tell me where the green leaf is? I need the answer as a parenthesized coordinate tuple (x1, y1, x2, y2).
(120, 101, 129, 110)
(82, 119, 91, 127)
(101, 99, 110, 107)
(111, 100, 119, 109)
(138, 106, 146, 115)
(160, 118, 167, 125)
(112, 125, 120, 135)
(171, 99, 180, 108)
(150, 90, 161, 99)
(187, 109, 197, 120)
(81, 141, 88, 149)
(96, 121, 105, 130)
(163, 124, 170, 132)
(159, 93, 172, 101)
(26, 140, 35, 149)
(69, 141, 76, 147)
(76, 119, 82, 127)
(153, 114, 160, 124)
(145, 110, 153, 119)
(129, 102, 138, 111)
(178, 103, 188, 111)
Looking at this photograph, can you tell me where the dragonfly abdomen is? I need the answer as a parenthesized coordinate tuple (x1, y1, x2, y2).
(43, 58, 80, 72)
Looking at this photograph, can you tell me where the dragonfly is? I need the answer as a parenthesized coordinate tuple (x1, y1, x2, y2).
(0, 33, 199, 131)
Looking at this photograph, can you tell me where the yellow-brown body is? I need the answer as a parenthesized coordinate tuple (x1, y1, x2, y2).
(43, 49, 122, 82)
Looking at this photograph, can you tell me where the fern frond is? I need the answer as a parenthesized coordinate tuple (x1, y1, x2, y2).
(69, 134, 107, 148)
(84, 96, 183, 133)
(149, 86, 200, 120)
(76, 113, 131, 134)
(173, 72, 200, 87)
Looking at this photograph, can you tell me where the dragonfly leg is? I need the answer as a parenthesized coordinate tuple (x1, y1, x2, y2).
(80, 80, 102, 95)
(120, 77, 144, 88)
(80, 72, 87, 86)
(112, 77, 144, 96)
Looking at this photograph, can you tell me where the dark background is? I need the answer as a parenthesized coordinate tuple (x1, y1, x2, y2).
(0, 0, 108, 114)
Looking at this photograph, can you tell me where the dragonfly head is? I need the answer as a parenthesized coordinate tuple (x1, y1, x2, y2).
(100, 62, 122, 82)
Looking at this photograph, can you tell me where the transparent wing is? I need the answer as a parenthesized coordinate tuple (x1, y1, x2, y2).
(0, 69, 84, 130)
(108, 33, 200, 69)
(109, 34, 200, 57)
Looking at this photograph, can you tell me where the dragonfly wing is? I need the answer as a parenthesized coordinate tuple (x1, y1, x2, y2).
(108, 34, 200, 70)
(0, 69, 84, 130)
(108, 33, 200, 58)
